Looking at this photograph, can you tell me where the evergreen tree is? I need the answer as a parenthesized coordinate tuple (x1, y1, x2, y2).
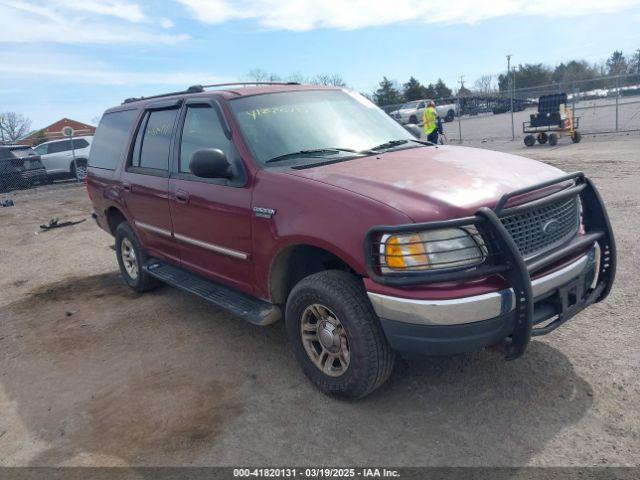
(402, 76, 428, 101)
(373, 77, 403, 106)
(433, 79, 453, 99)
(606, 51, 628, 76)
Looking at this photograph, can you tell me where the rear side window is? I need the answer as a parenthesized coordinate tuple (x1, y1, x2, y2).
(72, 138, 90, 149)
(48, 141, 69, 154)
(131, 109, 178, 171)
(89, 109, 138, 170)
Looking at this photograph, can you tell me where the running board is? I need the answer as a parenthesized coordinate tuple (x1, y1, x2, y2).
(143, 259, 281, 326)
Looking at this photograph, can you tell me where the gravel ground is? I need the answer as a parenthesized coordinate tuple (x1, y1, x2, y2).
(0, 135, 638, 467)
(443, 96, 640, 141)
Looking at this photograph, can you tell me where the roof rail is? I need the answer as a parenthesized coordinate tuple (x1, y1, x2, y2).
(122, 85, 204, 104)
(122, 82, 301, 104)
(194, 81, 301, 89)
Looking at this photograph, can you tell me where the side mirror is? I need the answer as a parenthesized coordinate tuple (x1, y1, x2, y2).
(189, 148, 233, 179)
(403, 124, 421, 139)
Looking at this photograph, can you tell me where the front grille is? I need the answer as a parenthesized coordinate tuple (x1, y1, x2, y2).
(500, 195, 580, 258)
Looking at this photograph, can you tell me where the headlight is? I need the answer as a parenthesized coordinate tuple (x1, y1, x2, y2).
(380, 227, 486, 273)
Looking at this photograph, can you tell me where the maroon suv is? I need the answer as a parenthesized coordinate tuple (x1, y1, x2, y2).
(87, 83, 616, 398)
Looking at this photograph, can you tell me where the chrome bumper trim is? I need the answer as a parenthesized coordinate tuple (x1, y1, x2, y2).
(367, 246, 597, 326)
(174, 232, 248, 260)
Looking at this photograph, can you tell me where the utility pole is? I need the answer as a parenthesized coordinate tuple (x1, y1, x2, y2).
(507, 54, 515, 141)
(457, 75, 464, 143)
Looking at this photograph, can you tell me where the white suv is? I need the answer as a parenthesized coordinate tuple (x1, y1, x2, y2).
(34, 136, 93, 181)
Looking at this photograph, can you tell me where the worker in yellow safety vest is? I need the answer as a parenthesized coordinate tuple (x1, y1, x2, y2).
(422, 100, 439, 144)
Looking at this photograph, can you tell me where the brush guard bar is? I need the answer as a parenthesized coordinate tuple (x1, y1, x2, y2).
(364, 172, 616, 360)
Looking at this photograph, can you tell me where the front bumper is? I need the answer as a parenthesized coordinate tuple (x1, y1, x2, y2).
(369, 245, 599, 357)
(364, 172, 616, 359)
(20, 167, 47, 182)
(368, 247, 597, 327)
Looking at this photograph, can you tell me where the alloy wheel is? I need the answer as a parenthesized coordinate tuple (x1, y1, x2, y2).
(121, 237, 138, 279)
(300, 303, 350, 377)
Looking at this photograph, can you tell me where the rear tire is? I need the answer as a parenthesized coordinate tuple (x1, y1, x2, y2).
(115, 222, 159, 293)
(548, 133, 558, 146)
(445, 110, 455, 122)
(537, 133, 548, 144)
(285, 270, 395, 399)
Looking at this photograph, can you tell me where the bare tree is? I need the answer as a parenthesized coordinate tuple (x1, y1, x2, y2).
(246, 69, 283, 83)
(246, 69, 269, 82)
(473, 74, 495, 94)
(0, 112, 32, 142)
(310, 73, 347, 87)
(286, 71, 307, 84)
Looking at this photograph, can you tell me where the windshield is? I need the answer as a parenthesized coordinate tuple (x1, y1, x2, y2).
(229, 90, 413, 165)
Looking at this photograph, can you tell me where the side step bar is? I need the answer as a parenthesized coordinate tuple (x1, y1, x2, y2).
(143, 259, 281, 326)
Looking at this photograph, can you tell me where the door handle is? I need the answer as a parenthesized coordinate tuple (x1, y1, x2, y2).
(122, 182, 131, 192)
(175, 190, 189, 204)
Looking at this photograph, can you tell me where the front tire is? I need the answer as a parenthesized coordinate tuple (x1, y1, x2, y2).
(115, 222, 159, 293)
(285, 270, 395, 399)
(524, 134, 535, 147)
(445, 110, 455, 122)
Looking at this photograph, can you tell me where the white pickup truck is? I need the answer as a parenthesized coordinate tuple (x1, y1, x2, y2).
(390, 99, 458, 124)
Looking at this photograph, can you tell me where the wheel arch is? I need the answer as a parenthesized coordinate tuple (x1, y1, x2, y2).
(268, 243, 360, 305)
(105, 206, 129, 236)
(70, 157, 88, 170)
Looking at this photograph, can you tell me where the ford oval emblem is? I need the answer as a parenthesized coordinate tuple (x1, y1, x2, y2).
(542, 219, 560, 235)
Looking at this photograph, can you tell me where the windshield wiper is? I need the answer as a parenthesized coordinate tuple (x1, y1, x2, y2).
(370, 139, 433, 151)
(266, 148, 368, 164)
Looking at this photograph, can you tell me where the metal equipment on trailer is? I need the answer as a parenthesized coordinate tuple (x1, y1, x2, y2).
(523, 93, 581, 147)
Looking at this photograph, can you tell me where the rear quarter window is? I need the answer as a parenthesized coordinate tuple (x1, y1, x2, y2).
(72, 138, 90, 149)
(89, 109, 138, 170)
(48, 141, 69, 154)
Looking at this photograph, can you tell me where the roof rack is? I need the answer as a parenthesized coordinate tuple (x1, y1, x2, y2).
(122, 82, 301, 104)
(122, 85, 204, 104)
(196, 81, 300, 89)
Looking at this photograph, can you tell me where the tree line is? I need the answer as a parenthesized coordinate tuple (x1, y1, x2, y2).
(496, 50, 640, 91)
(372, 49, 640, 106)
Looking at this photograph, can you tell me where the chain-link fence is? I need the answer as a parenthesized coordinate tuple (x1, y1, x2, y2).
(382, 73, 640, 143)
(0, 144, 50, 193)
(1, 135, 88, 193)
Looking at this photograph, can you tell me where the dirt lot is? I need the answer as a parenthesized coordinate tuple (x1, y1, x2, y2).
(0, 135, 638, 467)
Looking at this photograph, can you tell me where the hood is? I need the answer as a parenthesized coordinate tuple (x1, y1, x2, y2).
(285, 145, 566, 222)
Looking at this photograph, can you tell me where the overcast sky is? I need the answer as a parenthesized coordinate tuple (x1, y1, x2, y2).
(1, 0, 640, 129)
